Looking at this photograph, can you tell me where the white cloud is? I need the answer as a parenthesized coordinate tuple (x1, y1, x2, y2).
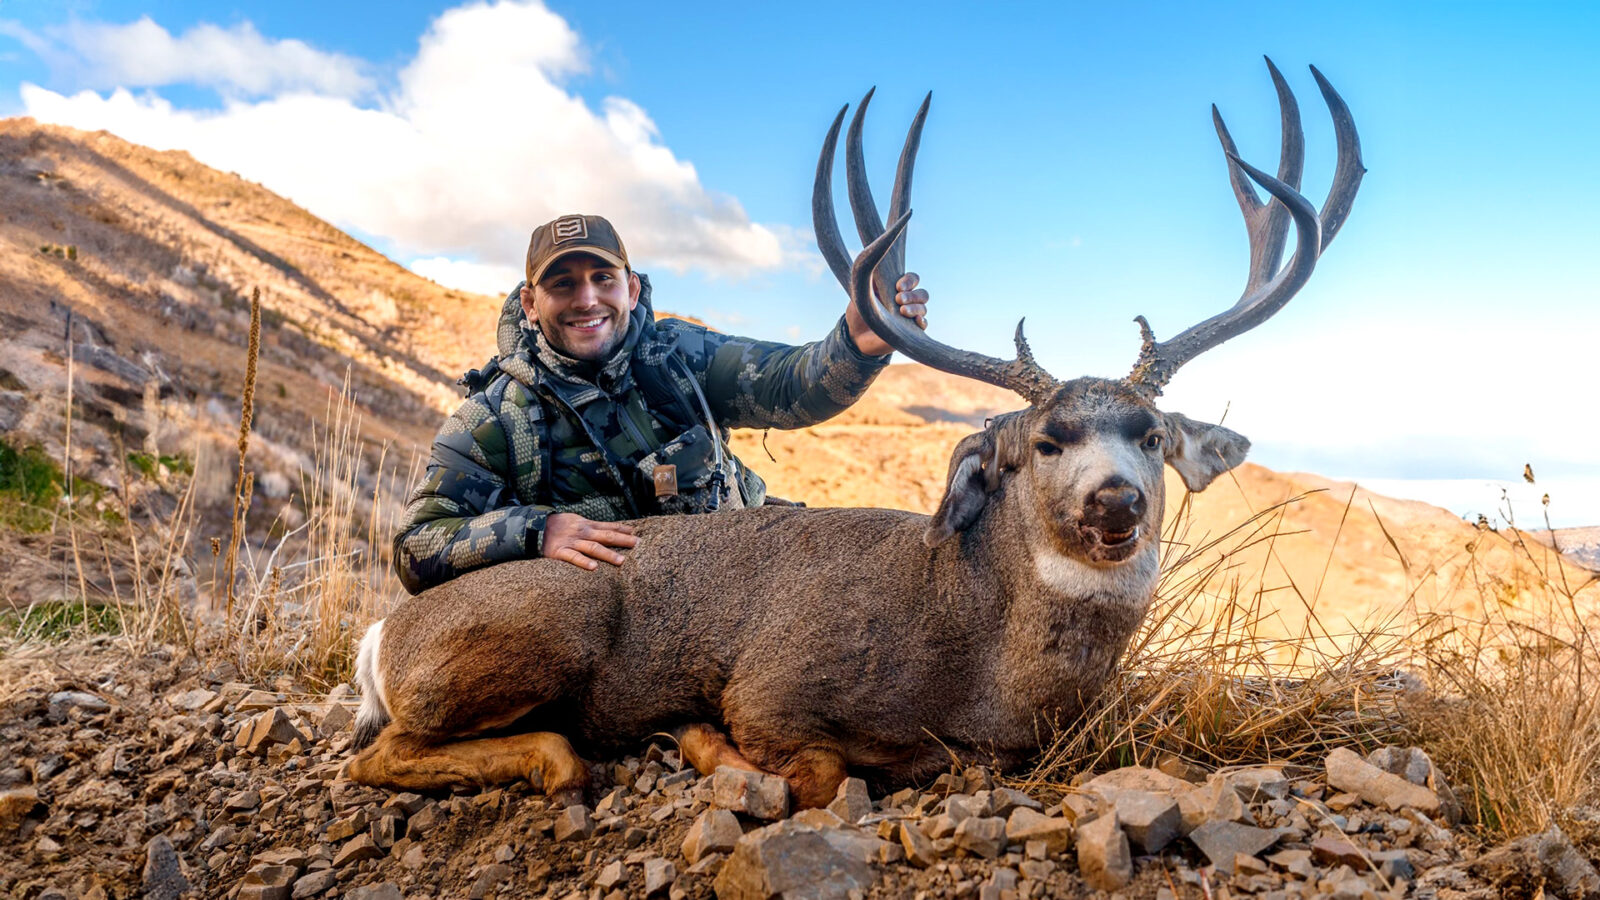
(13, 1, 788, 286)
(408, 256, 522, 297)
(5, 16, 373, 98)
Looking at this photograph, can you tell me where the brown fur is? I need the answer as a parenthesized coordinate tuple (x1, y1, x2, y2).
(350, 377, 1249, 807)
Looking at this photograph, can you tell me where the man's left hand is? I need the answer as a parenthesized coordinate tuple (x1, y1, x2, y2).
(846, 272, 929, 357)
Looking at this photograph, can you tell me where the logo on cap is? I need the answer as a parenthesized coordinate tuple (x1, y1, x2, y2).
(552, 216, 588, 243)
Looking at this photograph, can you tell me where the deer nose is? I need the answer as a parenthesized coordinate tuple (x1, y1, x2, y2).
(1090, 478, 1145, 518)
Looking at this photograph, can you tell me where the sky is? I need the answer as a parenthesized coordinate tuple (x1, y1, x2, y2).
(2, 0, 1597, 526)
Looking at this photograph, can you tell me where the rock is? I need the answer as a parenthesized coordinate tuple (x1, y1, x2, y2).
(714, 818, 876, 900)
(1311, 834, 1370, 868)
(555, 804, 595, 841)
(346, 884, 402, 900)
(384, 792, 428, 815)
(1084, 766, 1193, 797)
(1266, 848, 1316, 879)
(711, 767, 791, 821)
(900, 821, 938, 868)
(332, 834, 384, 867)
(408, 802, 444, 836)
(224, 789, 262, 813)
(826, 777, 871, 824)
(1371, 849, 1416, 882)
(1058, 792, 1106, 825)
(1076, 811, 1132, 891)
(791, 808, 846, 829)
(49, 690, 110, 713)
(1110, 789, 1180, 853)
(1325, 748, 1444, 817)
(944, 793, 983, 822)
(324, 809, 369, 842)
(954, 816, 1007, 859)
(1218, 767, 1290, 802)
(988, 787, 1042, 818)
(1177, 779, 1254, 833)
(143, 835, 191, 900)
(467, 864, 512, 900)
(1469, 826, 1600, 900)
(0, 787, 42, 829)
(1366, 746, 1462, 824)
(1187, 821, 1280, 873)
(596, 860, 627, 890)
(252, 847, 309, 869)
(596, 788, 629, 817)
(315, 702, 352, 739)
(643, 858, 676, 896)
(239, 689, 281, 711)
(291, 870, 337, 899)
(1004, 807, 1072, 855)
(238, 864, 298, 900)
(238, 708, 309, 755)
(168, 688, 218, 711)
(683, 808, 743, 863)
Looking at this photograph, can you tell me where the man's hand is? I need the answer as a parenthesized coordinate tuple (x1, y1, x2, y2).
(845, 272, 929, 357)
(543, 512, 639, 570)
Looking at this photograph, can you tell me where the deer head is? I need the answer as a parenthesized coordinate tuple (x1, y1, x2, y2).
(814, 60, 1363, 564)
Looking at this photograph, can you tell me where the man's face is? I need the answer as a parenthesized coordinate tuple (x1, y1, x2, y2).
(525, 253, 641, 362)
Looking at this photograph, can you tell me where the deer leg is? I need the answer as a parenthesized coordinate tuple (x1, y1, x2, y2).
(348, 728, 589, 806)
(774, 745, 849, 810)
(673, 723, 767, 776)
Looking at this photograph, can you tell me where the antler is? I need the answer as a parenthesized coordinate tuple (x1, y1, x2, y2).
(1127, 59, 1366, 395)
(814, 90, 1062, 406)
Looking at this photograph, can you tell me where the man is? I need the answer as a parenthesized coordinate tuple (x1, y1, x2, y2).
(393, 213, 929, 594)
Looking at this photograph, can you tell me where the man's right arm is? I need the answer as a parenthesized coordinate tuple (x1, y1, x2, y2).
(392, 396, 550, 594)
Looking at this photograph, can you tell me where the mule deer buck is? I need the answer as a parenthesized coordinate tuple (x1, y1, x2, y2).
(348, 60, 1363, 810)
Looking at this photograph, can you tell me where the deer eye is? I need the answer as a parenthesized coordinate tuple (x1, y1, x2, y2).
(1035, 441, 1061, 457)
(1142, 433, 1163, 452)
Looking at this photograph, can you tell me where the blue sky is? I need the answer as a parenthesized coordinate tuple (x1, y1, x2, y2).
(3, 1, 1597, 525)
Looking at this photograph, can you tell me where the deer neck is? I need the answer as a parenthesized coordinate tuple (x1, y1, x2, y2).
(974, 484, 1158, 726)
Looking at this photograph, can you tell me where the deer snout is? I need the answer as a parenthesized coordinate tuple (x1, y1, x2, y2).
(1086, 478, 1146, 526)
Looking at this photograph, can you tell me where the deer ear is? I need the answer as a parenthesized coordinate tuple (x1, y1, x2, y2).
(1162, 411, 1251, 492)
(924, 431, 997, 547)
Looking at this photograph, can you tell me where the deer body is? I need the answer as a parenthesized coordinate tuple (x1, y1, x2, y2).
(365, 495, 1154, 800)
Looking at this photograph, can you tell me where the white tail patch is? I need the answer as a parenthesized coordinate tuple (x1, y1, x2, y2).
(352, 620, 391, 748)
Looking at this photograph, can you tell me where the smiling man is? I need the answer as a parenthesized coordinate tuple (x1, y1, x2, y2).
(392, 214, 929, 593)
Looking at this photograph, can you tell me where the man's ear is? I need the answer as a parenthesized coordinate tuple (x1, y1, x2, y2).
(924, 430, 997, 547)
(520, 284, 536, 320)
(1162, 411, 1251, 492)
(627, 270, 641, 309)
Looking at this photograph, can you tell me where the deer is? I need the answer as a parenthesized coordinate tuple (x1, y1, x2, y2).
(347, 59, 1364, 811)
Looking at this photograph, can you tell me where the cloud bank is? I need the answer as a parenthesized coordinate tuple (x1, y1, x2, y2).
(11, 1, 787, 290)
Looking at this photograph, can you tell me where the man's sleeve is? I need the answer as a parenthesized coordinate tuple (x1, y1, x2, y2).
(391, 396, 552, 594)
(668, 315, 890, 430)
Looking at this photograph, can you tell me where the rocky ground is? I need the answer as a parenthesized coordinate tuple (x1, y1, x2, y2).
(2, 641, 1598, 900)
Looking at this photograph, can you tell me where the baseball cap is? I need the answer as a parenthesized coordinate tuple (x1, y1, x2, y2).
(525, 214, 630, 286)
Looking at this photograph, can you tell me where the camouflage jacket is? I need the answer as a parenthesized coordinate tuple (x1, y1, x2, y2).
(392, 275, 889, 594)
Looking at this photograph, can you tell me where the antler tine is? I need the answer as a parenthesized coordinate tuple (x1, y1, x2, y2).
(812, 103, 853, 290)
(1310, 64, 1366, 250)
(884, 92, 931, 277)
(1214, 57, 1305, 296)
(1128, 64, 1361, 395)
(849, 211, 1061, 405)
(844, 88, 901, 307)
